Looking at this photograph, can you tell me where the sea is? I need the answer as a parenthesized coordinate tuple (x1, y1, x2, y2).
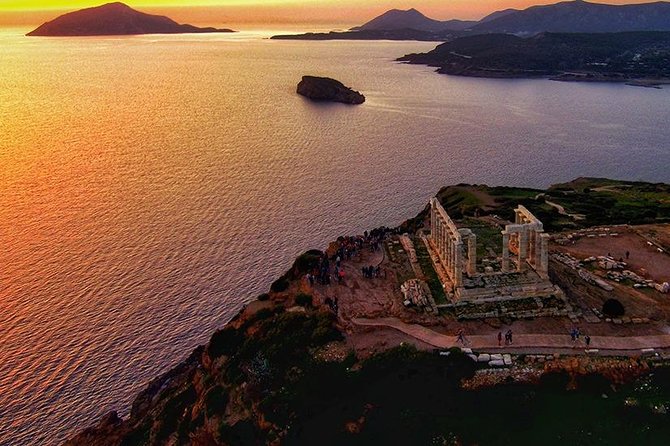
(1, 27, 670, 445)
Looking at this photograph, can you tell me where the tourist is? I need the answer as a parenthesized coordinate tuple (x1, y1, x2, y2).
(457, 329, 466, 345)
(497, 331, 502, 346)
(507, 330, 513, 344)
(626, 250, 630, 259)
(585, 335, 591, 346)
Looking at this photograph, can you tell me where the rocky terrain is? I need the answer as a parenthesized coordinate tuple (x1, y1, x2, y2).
(27, 2, 234, 37)
(296, 76, 365, 105)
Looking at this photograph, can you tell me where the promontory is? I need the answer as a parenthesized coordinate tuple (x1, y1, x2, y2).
(65, 177, 670, 445)
(297, 76, 365, 104)
(26, 2, 235, 37)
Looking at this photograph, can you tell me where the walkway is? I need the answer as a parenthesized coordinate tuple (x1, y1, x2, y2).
(352, 317, 670, 354)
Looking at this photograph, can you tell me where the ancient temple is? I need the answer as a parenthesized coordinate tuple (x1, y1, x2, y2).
(428, 198, 560, 302)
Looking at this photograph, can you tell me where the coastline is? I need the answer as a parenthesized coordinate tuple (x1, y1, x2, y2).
(64, 177, 670, 445)
(397, 60, 670, 87)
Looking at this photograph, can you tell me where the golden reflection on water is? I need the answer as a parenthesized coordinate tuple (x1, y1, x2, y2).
(2, 29, 670, 446)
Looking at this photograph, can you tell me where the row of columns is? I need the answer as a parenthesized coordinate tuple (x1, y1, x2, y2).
(503, 206, 550, 277)
(430, 200, 549, 281)
(430, 198, 470, 287)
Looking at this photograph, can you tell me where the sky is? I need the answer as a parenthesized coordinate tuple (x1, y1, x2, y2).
(0, 0, 661, 26)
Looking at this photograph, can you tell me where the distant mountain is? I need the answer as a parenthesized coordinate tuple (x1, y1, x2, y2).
(351, 8, 476, 32)
(478, 8, 520, 24)
(472, 0, 670, 35)
(27, 2, 234, 36)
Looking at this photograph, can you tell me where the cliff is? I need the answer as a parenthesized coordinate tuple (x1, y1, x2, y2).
(27, 2, 234, 37)
(64, 177, 670, 445)
(296, 76, 365, 104)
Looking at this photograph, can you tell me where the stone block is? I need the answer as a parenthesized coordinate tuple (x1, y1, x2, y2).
(461, 347, 473, 354)
(503, 354, 513, 365)
(477, 354, 491, 362)
(489, 359, 506, 367)
(468, 354, 478, 362)
(490, 354, 503, 361)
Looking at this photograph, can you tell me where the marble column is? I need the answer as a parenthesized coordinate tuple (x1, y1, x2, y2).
(501, 231, 510, 273)
(453, 241, 463, 287)
(518, 229, 528, 272)
(431, 204, 436, 243)
(447, 233, 453, 272)
(533, 229, 543, 269)
(467, 234, 477, 276)
(435, 220, 443, 258)
(539, 233, 549, 278)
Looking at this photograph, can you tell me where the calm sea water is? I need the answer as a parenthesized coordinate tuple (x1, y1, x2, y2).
(1, 28, 670, 445)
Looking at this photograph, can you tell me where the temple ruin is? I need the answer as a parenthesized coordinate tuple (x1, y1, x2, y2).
(428, 198, 560, 302)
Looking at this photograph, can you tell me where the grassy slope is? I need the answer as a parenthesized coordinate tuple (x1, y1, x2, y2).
(408, 178, 670, 233)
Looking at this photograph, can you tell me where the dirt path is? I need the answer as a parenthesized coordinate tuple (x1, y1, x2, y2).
(353, 317, 670, 354)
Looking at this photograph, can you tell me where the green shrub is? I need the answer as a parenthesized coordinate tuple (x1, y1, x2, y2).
(218, 420, 260, 445)
(204, 385, 229, 417)
(270, 277, 289, 293)
(258, 293, 270, 301)
(291, 250, 323, 278)
(208, 328, 243, 359)
(155, 385, 197, 442)
(295, 293, 313, 307)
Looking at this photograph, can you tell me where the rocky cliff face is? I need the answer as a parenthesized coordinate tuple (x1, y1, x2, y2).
(296, 76, 365, 104)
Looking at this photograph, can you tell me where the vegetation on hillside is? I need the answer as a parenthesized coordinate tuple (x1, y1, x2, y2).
(399, 31, 670, 79)
(413, 178, 670, 232)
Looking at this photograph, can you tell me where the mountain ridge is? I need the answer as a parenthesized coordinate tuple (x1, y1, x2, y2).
(472, 0, 670, 34)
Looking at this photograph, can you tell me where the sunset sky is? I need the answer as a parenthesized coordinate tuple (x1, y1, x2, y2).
(0, 0, 661, 26)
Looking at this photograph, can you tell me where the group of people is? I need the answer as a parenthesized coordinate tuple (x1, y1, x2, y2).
(497, 330, 514, 345)
(364, 227, 393, 253)
(361, 265, 383, 279)
(335, 235, 365, 264)
(304, 228, 393, 288)
(305, 253, 335, 286)
(570, 327, 591, 346)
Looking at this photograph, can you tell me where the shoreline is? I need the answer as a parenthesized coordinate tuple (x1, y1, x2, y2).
(399, 61, 670, 87)
(64, 177, 670, 444)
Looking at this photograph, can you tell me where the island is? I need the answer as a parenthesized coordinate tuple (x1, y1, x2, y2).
(65, 177, 670, 445)
(296, 76, 365, 105)
(26, 2, 235, 37)
(272, 8, 469, 42)
(398, 31, 670, 86)
(272, 1, 670, 42)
